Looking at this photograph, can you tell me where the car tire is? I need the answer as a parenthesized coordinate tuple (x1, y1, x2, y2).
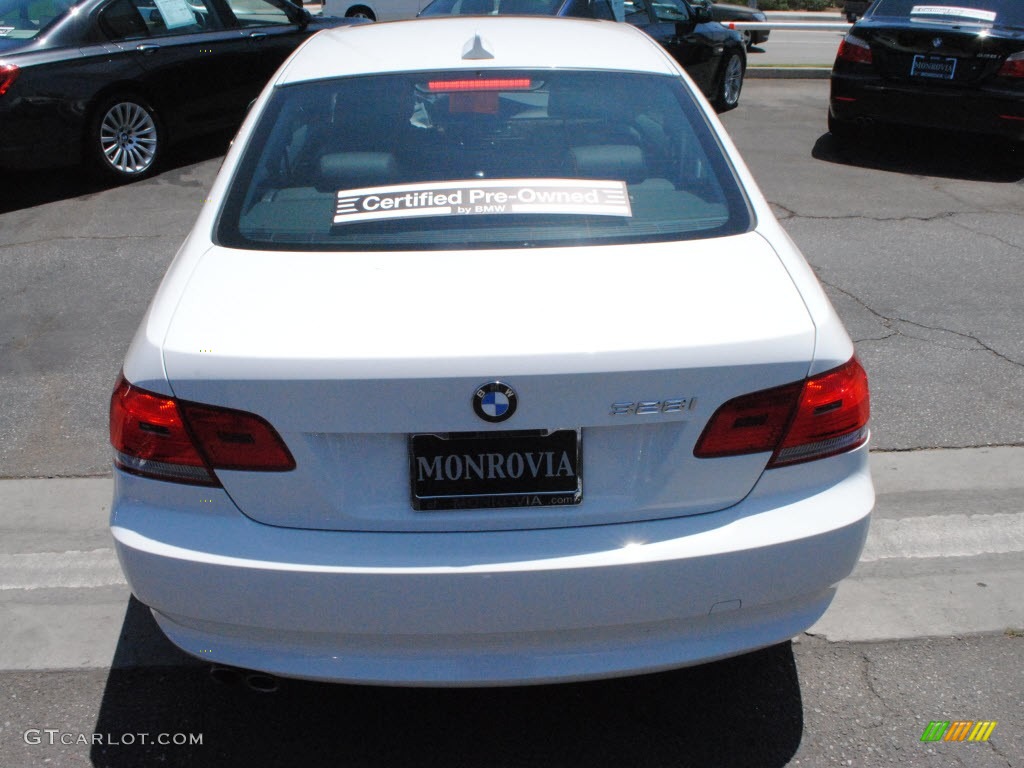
(828, 112, 859, 146)
(346, 5, 375, 19)
(739, 30, 752, 50)
(713, 53, 745, 112)
(88, 94, 162, 182)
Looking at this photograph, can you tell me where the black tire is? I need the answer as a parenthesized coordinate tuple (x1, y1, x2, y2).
(713, 52, 745, 112)
(346, 5, 375, 19)
(1008, 140, 1024, 172)
(828, 112, 858, 146)
(88, 93, 162, 182)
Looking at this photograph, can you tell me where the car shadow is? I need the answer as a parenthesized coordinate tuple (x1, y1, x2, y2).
(812, 126, 1024, 183)
(90, 597, 805, 768)
(0, 130, 233, 215)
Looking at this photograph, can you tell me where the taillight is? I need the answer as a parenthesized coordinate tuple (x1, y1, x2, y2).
(997, 51, 1024, 78)
(178, 401, 296, 472)
(836, 35, 873, 65)
(110, 375, 294, 485)
(694, 357, 870, 468)
(0, 63, 19, 97)
(772, 357, 870, 466)
(693, 381, 803, 459)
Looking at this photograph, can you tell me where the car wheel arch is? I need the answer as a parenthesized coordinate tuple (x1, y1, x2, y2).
(345, 5, 376, 19)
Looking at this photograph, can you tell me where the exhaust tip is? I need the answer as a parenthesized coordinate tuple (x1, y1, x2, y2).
(245, 672, 280, 693)
(209, 665, 243, 686)
(209, 665, 281, 693)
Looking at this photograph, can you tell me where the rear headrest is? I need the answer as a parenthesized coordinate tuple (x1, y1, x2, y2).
(570, 144, 646, 184)
(319, 152, 398, 190)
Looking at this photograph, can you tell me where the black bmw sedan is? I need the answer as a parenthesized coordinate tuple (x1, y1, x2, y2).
(829, 0, 1024, 145)
(0, 0, 364, 180)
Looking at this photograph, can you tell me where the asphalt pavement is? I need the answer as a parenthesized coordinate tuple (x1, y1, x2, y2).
(2, 633, 1021, 768)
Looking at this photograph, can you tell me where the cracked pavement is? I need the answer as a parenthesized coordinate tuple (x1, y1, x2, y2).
(1, 160, 218, 477)
(722, 81, 1024, 452)
(1, 633, 1020, 768)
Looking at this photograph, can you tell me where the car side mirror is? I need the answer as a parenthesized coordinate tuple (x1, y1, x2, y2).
(692, 5, 711, 22)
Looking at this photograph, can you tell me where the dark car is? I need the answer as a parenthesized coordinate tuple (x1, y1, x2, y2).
(843, 0, 872, 23)
(691, 0, 768, 49)
(829, 0, 1024, 145)
(0, 0, 364, 180)
(419, 0, 747, 110)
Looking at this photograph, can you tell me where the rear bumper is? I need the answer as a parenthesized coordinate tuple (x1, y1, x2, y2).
(830, 75, 1024, 142)
(112, 447, 873, 686)
(0, 104, 82, 171)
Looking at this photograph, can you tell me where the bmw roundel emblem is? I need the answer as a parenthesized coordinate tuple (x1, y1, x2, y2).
(473, 382, 517, 423)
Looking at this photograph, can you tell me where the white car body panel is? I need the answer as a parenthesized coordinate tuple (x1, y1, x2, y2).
(162, 236, 811, 382)
(112, 17, 872, 685)
(156, 235, 816, 531)
(112, 448, 871, 685)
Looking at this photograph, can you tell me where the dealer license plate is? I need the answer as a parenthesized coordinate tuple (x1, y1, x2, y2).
(910, 54, 957, 80)
(410, 430, 582, 511)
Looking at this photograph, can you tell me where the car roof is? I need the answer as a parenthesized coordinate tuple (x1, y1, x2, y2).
(275, 16, 681, 85)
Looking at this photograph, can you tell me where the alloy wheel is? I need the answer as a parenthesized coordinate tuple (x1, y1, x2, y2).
(717, 54, 744, 111)
(98, 100, 158, 176)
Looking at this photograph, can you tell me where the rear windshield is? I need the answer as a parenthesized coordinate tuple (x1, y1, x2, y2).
(0, 0, 71, 43)
(216, 70, 752, 251)
(870, 0, 1024, 27)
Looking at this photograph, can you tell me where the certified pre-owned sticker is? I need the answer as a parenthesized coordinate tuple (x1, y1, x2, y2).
(333, 179, 631, 225)
(910, 6, 996, 22)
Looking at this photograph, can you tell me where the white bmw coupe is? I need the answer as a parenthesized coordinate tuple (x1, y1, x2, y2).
(110, 16, 873, 686)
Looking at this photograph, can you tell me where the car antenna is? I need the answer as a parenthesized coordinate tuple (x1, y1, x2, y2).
(462, 34, 494, 60)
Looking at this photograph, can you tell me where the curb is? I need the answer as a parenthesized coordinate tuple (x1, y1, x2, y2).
(748, 67, 832, 79)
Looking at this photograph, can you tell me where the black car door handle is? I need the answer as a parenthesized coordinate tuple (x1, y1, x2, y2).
(136, 44, 161, 54)
(248, 32, 268, 40)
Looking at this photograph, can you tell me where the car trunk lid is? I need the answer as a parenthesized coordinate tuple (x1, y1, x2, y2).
(858, 20, 1024, 85)
(162, 235, 817, 532)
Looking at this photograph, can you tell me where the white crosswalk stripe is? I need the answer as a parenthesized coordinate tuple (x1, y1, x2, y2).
(0, 549, 125, 590)
(860, 512, 1024, 562)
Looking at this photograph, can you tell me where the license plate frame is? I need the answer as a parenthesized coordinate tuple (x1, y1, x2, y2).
(910, 54, 957, 80)
(410, 429, 582, 511)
